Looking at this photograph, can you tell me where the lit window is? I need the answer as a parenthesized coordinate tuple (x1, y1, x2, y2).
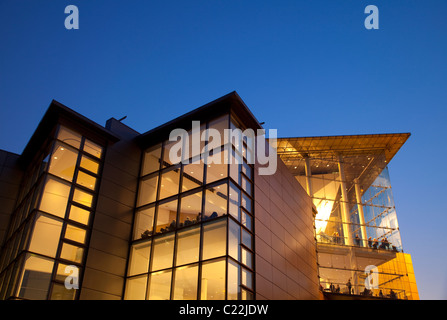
(142, 144, 162, 176)
(159, 167, 180, 200)
(68, 205, 90, 225)
(80, 155, 99, 174)
(148, 270, 172, 300)
(17, 254, 54, 300)
(204, 183, 227, 220)
(155, 199, 177, 234)
(151, 233, 175, 271)
(227, 260, 240, 300)
(39, 177, 71, 218)
(125, 275, 148, 300)
(76, 171, 96, 190)
(241, 267, 253, 290)
(204, 149, 228, 184)
(64, 224, 87, 244)
(137, 174, 159, 207)
(173, 264, 199, 300)
(241, 247, 252, 269)
(202, 219, 227, 260)
(29, 214, 63, 258)
(83, 139, 103, 159)
(48, 142, 78, 182)
(134, 206, 155, 240)
(50, 283, 77, 300)
(128, 241, 151, 276)
(176, 226, 200, 266)
(60, 243, 84, 263)
(57, 126, 81, 149)
(72, 188, 93, 208)
(181, 161, 204, 192)
(200, 259, 226, 300)
(178, 191, 202, 227)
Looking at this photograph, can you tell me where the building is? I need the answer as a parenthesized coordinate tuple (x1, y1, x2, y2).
(0, 92, 418, 300)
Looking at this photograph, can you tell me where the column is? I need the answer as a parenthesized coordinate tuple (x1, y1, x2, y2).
(304, 156, 313, 197)
(337, 155, 352, 246)
(354, 178, 368, 247)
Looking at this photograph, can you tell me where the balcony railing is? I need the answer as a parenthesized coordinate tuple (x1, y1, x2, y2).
(316, 234, 401, 252)
(320, 281, 408, 299)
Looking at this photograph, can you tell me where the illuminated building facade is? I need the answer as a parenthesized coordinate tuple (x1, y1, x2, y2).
(276, 135, 419, 299)
(0, 92, 417, 300)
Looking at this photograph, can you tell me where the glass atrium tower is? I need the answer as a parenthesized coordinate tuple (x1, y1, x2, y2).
(276, 135, 418, 299)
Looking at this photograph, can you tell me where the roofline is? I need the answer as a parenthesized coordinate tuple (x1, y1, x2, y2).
(275, 132, 411, 141)
(135, 91, 263, 148)
(19, 100, 120, 167)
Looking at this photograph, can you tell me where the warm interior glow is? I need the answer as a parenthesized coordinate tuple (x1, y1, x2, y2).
(315, 199, 333, 234)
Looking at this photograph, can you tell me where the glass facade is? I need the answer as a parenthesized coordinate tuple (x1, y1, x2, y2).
(125, 114, 255, 300)
(0, 125, 104, 300)
(277, 135, 418, 300)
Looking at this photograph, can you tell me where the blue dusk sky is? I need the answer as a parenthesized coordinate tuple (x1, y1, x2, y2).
(1, 1, 446, 299)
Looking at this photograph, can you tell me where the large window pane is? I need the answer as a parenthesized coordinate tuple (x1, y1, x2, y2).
(207, 115, 228, 148)
(128, 240, 151, 276)
(68, 205, 90, 225)
(203, 183, 227, 220)
(137, 174, 159, 207)
(142, 144, 162, 176)
(182, 161, 204, 192)
(72, 188, 93, 208)
(134, 206, 155, 239)
(162, 140, 178, 168)
(228, 219, 240, 261)
(241, 210, 252, 232)
(155, 200, 177, 234)
(241, 175, 252, 197)
(60, 243, 84, 263)
(28, 214, 63, 258)
(39, 177, 71, 218)
(83, 139, 103, 159)
(17, 254, 54, 300)
(76, 171, 97, 190)
(80, 155, 99, 174)
(64, 224, 87, 244)
(151, 233, 175, 271)
(228, 260, 240, 300)
(159, 167, 180, 200)
(241, 229, 253, 250)
(176, 226, 200, 266)
(186, 123, 206, 161)
(241, 268, 253, 290)
(173, 264, 198, 300)
(200, 259, 225, 300)
(241, 247, 253, 269)
(229, 183, 240, 220)
(178, 191, 202, 227)
(125, 275, 148, 300)
(57, 126, 81, 149)
(50, 283, 77, 300)
(48, 142, 78, 182)
(241, 192, 252, 213)
(148, 270, 172, 300)
(202, 219, 227, 260)
(241, 162, 252, 180)
(205, 149, 228, 184)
